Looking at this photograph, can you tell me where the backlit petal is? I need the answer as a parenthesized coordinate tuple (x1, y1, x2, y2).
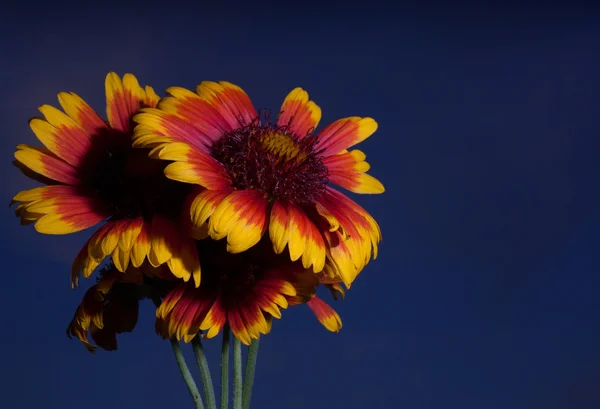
(133, 107, 215, 152)
(14, 144, 80, 185)
(323, 149, 385, 194)
(30, 111, 91, 168)
(105, 72, 156, 133)
(269, 200, 326, 272)
(208, 190, 269, 254)
(200, 295, 227, 339)
(277, 87, 322, 137)
(307, 297, 342, 333)
(189, 188, 231, 230)
(57, 92, 107, 134)
(195, 81, 257, 130)
(161, 144, 231, 189)
(22, 190, 109, 234)
(315, 117, 378, 157)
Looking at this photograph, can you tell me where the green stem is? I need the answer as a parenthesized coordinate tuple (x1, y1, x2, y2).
(221, 329, 230, 409)
(192, 336, 217, 409)
(242, 338, 260, 409)
(233, 336, 243, 409)
(170, 339, 204, 409)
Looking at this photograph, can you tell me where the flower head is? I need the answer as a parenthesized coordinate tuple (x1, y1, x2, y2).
(156, 238, 342, 345)
(134, 83, 384, 286)
(12, 73, 201, 287)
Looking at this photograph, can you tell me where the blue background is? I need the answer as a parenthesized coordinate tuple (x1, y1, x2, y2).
(1, 5, 599, 409)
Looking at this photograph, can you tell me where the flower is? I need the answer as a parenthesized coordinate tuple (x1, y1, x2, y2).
(133, 82, 384, 287)
(156, 238, 342, 345)
(11, 73, 200, 287)
(67, 263, 176, 352)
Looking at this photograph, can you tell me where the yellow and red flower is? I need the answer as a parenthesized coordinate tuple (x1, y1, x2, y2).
(156, 239, 342, 345)
(12, 73, 201, 287)
(133, 82, 384, 287)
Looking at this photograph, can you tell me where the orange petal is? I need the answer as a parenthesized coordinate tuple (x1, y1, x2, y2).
(87, 221, 118, 261)
(106, 72, 156, 133)
(195, 81, 257, 130)
(277, 87, 322, 137)
(131, 221, 151, 268)
(57, 91, 107, 134)
(307, 297, 342, 332)
(117, 218, 144, 252)
(323, 149, 384, 194)
(208, 190, 269, 253)
(149, 215, 198, 285)
(167, 238, 201, 288)
(14, 144, 80, 185)
(228, 309, 252, 345)
(189, 188, 231, 229)
(200, 294, 227, 339)
(160, 143, 231, 189)
(315, 117, 378, 157)
(23, 190, 109, 235)
(162, 87, 233, 145)
(269, 200, 326, 272)
(29, 110, 92, 168)
(323, 186, 381, 258)
(134, 106, 216, 152)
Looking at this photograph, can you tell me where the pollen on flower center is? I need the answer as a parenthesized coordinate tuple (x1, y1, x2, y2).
(79, 131, 190, 220)
(210, 119, 329, 206)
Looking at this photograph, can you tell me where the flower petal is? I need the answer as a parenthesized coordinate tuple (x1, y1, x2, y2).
(105, 72, 156, 132)
(307, 297, 342, 332)
(189, 188, 231, 230)
(323, 149, 384, 194)
(200, 294, 227, 339)
(228, 309, 252, 345)
(160, 143, 231, 189)
(30, 108, 92, 168)
(20, 188, 110, 234)
(14, 144, 80, 185)
(57, 91, 107, 134)
(133, 106, 216, 152)
(131, 221, 151, 268)
(167, 238, 201, 288)
(162, 86, 234, 146)
(149, 215, 199, 286)
(277, 87, 321, 137)
(315, 117, 378, 157)
(195, 81, 257, 130)
(208, 190, 269, 254)
(87, 221, 119, 261)
(71, 237, 100, 287)
(269, 200, 326, 272)
(117, 217, 144, 252)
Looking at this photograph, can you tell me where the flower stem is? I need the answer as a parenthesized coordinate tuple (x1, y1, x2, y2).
(192, 336, 217, 409)
(221, 329, 230, 409)
(170, 339, 204, 409)
(233, 336, 243, 409)
(242, 338, 259, 409)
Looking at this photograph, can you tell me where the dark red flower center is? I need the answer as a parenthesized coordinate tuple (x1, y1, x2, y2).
(79, 131, 191, 220)
(210, 117, 329, 206)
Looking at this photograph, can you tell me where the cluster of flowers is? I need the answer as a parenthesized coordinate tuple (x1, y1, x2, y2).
(12, 73, 384, 351)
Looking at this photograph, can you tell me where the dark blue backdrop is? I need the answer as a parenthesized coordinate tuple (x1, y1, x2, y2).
(1, 6, 599, 409)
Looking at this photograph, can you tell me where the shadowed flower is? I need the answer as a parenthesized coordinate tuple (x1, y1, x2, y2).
(156, 239, 342, 345)
(133, 82, 384, 286)
(66, 264, 172, 352)
(11, 73, 201, 287)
